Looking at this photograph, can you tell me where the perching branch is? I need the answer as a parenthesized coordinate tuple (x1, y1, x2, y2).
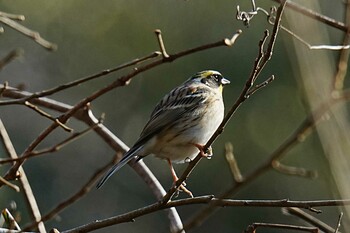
(161, 0, 285, 205)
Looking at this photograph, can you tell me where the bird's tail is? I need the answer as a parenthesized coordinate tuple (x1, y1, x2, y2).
(96, 146, 142, 189)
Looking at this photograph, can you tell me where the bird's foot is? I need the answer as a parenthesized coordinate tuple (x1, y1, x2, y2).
(178, 183, 193, 198)
(192, 143, 213, 159)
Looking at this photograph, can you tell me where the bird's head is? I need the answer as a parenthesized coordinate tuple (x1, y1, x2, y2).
(189, 70, 230, 92)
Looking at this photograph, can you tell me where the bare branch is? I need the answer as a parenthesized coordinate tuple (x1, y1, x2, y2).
(333, 0, 350, 90)
(0, 51, 161, 106)
(272, 0, 348, 32)
(0, 176, 19, 192)
(0, 14, 56, 50)
(224, 142, 243, 182)
(0, 119, 46, 233)
(0, 118, 101, 164)
(0, 49, 22, 70)
(283, 207, 336, 233)
(24, 101, 73, 132)
(22, 154, 118, 231)
(245, 222, 319, 233)
(1, 209, 21, 231)
(154, 29, 169, 58)
(272, 160, 318, 179)
(334, 212, 343, 233)
(0, 11, 25, 21)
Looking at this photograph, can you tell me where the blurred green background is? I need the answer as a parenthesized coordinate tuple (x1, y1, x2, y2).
(0, 0, 347, 232)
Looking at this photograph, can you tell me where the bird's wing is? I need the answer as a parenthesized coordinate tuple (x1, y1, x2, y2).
(134, 85, 209, 147)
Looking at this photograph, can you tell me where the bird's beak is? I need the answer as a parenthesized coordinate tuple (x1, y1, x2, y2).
(221, 77, 230, 85)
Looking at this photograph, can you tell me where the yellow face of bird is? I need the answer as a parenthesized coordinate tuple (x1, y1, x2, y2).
(189, 70, 230, 93)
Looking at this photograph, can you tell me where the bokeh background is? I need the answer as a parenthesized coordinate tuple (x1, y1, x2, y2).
(0, 0, 349, 232)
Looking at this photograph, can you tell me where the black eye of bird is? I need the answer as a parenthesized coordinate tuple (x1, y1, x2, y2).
(212, 74, 221, 82)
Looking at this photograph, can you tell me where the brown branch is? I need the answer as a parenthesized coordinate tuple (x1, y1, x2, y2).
(0, 11, 25, 21)
(0, 14, 56, 50)
(61, 197, 350, 233)
(334, 0, 350, 90)
(283, 207, 337, 233)
(272, 160, 318, 179)
(22, 155, 118, 231)
(335, 212, 343, 233)
(224, 142, 243, 182)
(24, 101, 73, 132)
(0, 49, 22, 70)
(0, 118, 101, 164)
(0, 176, 19, 192)
(0, 119, 47, 233)
(1, 208, 21, 231)
(245, 222, 319, 233)
(0, 51, 161, 106)
(154, 29, 169, 58)
(272, 0, 348, 32)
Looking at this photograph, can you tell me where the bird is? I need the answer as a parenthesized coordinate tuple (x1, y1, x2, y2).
(96, 70, 230, 196)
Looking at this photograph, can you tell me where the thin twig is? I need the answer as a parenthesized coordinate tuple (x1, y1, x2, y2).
(22, 155, 118, 231)
(272, 160, 318, 179)
(0, 11, 25, 21)
(334, 212, 343, 233)
(245, 222, 319, 233)
(1, 209, 21, 231)
(272, 0, 348, 32)
(0, 82, 8, 98)
(0, 15, 56, 50)
(24, 101, 73, 132)
(224, 142, 243, 182)
(0, 52, 161, 106)
(0, 49, 22, 70)
(0, 176, 19, 192)
(155, 29, 169, 58)
(0, 119, 101, 164)
(0, 119, 47, 233)
(283, 207, 336, 233)
(334, 0, 350, 90)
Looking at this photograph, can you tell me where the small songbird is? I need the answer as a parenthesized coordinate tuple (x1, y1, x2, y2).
(96, 70, 230, 196)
